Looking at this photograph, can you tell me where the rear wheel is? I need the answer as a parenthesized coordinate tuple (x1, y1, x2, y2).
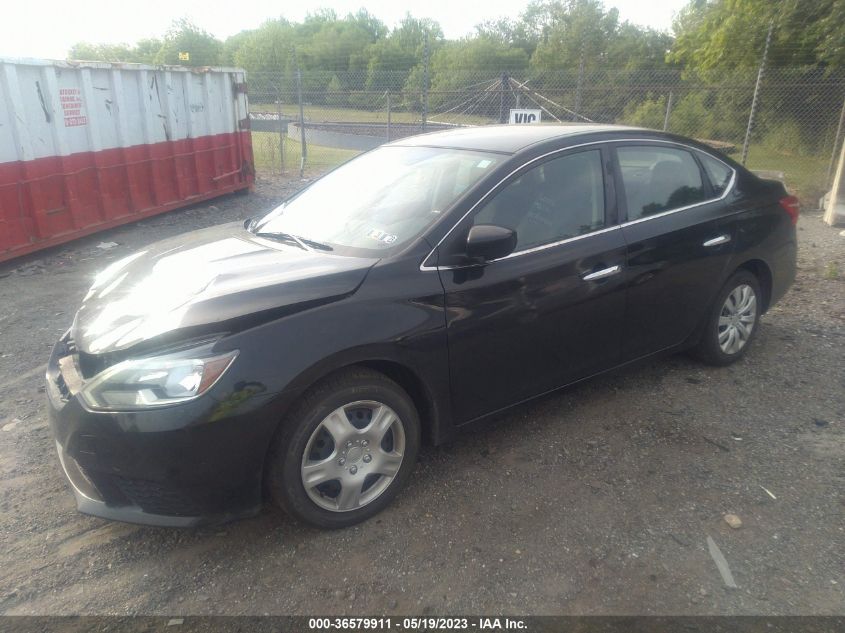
(266, 368, 420, 528)
(692, 270, 762, 366)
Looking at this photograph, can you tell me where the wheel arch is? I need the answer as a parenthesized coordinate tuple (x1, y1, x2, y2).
(734, 258, 773, 312)
(353, 359, 440, 445)
(258, 350, 451, 503)
(265, 347, 452, 454)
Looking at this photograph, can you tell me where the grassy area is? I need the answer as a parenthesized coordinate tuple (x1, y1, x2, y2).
(250, 103, 495, 126)
(734, 145, 830, 201)
(251, 131, 360, 175)
(743, 144, 828, 204)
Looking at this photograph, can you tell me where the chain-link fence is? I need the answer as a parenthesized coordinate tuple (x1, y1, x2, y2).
(248, 67, 845, 205)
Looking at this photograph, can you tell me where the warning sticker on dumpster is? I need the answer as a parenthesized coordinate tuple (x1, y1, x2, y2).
(60, 88, 87, 127)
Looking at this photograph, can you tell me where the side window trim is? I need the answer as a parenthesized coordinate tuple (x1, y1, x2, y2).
(492, 146, 610, 255)
(420, 138, 737, 271)
(494, 225, 622, 261)
(610, 141, 737, 226)
(446, 145, 612, 263)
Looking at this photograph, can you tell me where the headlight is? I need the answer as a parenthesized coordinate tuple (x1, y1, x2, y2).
(79, 348, 238, 411)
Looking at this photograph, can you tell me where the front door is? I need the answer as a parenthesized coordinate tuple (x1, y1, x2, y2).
(436, 147, 628, 423)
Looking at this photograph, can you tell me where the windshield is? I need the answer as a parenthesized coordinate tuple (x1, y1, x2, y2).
(253, 145, 503, 256)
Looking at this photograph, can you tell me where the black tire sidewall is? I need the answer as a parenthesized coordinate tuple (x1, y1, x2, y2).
(269, 373, 420, 529)
(700, 271, 762, 365)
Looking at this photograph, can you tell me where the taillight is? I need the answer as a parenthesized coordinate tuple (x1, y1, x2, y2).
(779, 195, 800, 225)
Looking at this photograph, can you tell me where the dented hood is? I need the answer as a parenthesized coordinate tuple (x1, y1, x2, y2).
(72, 222, 378, 355)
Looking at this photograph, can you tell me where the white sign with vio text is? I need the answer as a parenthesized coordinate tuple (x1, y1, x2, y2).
(508, 109, 542, 124)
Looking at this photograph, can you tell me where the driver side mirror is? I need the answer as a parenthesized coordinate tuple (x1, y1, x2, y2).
(465, 224, 517, 263)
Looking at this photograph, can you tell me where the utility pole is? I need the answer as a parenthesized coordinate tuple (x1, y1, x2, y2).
(741, 20, 773, 165)
(422, 33, 430, 132)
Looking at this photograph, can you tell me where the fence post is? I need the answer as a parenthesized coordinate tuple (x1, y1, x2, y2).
(422, 33, 430, 132)
(296, 66, 307, 178)
(499, 73, 509, 123)
(825, 93, 845, 190)
(386, 92, 392, 142)
(741, 20, 774, 165)
(663, 90, 673, 132)
(276, 83, 284, 175)
(574, 46, 585, 121)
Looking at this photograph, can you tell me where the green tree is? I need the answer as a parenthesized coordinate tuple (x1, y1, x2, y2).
(606, 24, 672, 71)
(134, 39, 164, 64)
(669, 0, 845, 155)
(669, 0, 845, 73)
(221, 30, 254, 66)
(68, 39, 163, 63)
(408, 37, 530, 111)
(297, 9, 388, 78)
(528, 0, 623, 70)
(365, 15, 444, 91)
(154, 18, 223, 66)
(233, 18, 297, 74)
(68, 42, 135, 62)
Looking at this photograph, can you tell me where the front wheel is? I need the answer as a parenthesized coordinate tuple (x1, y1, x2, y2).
(692, 270, 762, 366)
(266, 368, 420, 528)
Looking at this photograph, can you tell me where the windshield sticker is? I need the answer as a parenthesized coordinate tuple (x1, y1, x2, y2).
(367, 229, 398, 245)
(477, 159, 493, 168)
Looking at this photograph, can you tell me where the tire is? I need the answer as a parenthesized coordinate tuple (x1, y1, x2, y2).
(266, 367, 420, 528)
(691, 270, 762, 366)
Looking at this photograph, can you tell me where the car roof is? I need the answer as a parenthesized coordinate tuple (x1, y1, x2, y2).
(388, 123, 647, 154)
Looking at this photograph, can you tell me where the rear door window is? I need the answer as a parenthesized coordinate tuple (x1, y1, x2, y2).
(617, 146, 706, 221)
(698, 152, 733, 195)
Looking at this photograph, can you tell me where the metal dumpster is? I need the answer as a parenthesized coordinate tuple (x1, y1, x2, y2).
(0, 58, 254, 263)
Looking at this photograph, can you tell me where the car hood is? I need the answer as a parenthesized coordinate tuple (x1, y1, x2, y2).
(72, 222, 378, 355)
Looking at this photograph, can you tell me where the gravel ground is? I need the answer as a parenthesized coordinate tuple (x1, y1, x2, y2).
(0, 177, 843, 616)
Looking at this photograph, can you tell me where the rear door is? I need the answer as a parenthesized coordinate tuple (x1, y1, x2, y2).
(613, 142, 736, 360)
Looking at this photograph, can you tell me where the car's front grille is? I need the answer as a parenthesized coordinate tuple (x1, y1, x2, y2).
(54, 372, 71, 400)
(112, 476, 205, 517)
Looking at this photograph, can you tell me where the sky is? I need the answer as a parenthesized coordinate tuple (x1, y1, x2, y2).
(0, 0, 689, 60)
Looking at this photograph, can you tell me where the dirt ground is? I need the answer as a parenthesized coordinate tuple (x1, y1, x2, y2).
(0, 176, 843, 616)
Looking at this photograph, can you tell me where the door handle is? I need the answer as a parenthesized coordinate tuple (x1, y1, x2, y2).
(703, 234, 731, 247)
(582, 265, 622, 281)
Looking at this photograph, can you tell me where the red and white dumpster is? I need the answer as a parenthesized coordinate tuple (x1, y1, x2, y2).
(0, 58, 254, 263)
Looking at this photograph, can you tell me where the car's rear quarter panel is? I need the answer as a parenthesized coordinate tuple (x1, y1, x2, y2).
(724, 173, 797, 310)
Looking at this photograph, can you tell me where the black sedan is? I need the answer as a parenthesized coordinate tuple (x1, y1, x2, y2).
(46, 125, 798, 528)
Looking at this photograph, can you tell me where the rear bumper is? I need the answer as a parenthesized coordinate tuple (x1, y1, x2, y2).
(46, 335, 281, 527)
